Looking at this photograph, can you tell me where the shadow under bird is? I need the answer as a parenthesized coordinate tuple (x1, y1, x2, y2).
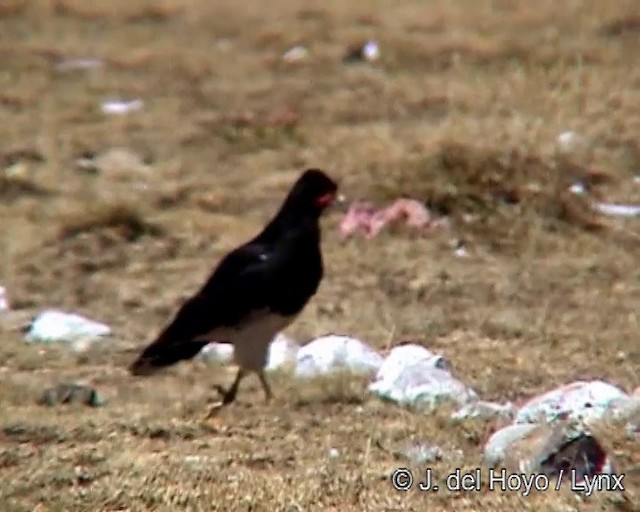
(129, 169, 339, 416)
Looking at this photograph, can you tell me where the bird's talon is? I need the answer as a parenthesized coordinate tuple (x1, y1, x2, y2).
(204, 402, 224, 420)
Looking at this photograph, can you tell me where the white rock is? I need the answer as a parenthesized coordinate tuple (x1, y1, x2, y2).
(0, 286, 9, 313)
(515, 380, 629, 425)
(569, 182, 587, 195)
(294, 334, 383, 378)
(362, 40, 380, 61)
(282, 45, 308, 64)
(101, 98, 144, 115)
(25, 309, 112, 347)
(369, 359, 477, 410)
(556, 130, 583, 152)
(452, 400, 516, 422)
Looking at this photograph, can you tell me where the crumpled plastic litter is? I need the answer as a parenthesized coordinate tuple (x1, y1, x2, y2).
(198, 342, 234, 365)
(265, 333, 299, 372)
(369, 357, 477, 410)
(484, 422, 616, 492)
(373, 343, 449, 384)
(594, 202, 640, 217)
(339, 199, 447, 239)
(25, 309, 112, 349)
(199, 333, 298, 372)
(294, 334, 383, 378)
(514, 380, 629, 425)
(39, 383, 106, 407)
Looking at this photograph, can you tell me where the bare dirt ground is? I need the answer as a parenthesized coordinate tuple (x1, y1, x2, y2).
(1, 0, 639, 510)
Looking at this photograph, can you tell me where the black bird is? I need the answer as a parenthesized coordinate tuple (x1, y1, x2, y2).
(129, 169, 338, 415)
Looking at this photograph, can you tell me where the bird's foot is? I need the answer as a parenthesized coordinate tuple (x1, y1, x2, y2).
(203, 384, 236, 427)
(202, 400, 228, 430)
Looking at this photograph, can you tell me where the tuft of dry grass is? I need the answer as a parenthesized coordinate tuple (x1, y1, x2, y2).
(57, 203, 164, 242)
(1, 0, 639, 510)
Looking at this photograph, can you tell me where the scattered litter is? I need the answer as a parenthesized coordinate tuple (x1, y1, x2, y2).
(594, 202, 640, 217)
(76, 147, 152, 176)
(25, 309, 112, 350)
(39, 383, 105, 407)
(369, 358, 477, 411)
(199, 333, 298, 370)
(294, 334, 383, 378)
(374, 344, 449, 387)
(282, 45, 308, 64)
(556, 131, 585, 153)
(101, 98, 144, 115)
(486, 422, 616, 493)
(634, 176, 640, 184)
(0, 285, 9, 313)
(343, 40, 380, 63)
(569, 182, 588, 195)
(339, 199, 447, 239)
(265, 333, 299, 372)
(515, 380, 629, 425)
(199, 342, 234, 365)
(452, 400, 516, 422)
(452, 240, 470, 258)
(327, 448, 340, 459)
(55, 58, 104, 72)
(395, 442, 444, 465)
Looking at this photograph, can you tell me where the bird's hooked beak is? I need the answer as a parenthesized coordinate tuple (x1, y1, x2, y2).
(330, 193, 348, 213)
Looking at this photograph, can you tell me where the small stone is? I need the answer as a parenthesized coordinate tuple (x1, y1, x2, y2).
(282, 45, 309, 64)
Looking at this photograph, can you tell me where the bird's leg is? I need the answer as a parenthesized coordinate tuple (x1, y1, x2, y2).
(206, 368, 246, 419)
(221, 368, 245, 405)
(258, 371, 273, 403)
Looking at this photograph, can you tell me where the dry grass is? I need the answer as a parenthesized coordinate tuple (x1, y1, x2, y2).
(1, 0, 640, 510)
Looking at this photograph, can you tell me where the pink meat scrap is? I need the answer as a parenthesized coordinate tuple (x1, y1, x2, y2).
(339, 198, 447, 239)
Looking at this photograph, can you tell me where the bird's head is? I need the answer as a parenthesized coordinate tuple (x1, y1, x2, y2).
(283, 168, 340, 218)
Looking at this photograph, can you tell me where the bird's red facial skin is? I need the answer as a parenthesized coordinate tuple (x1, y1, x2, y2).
(315, 191, 336, 208)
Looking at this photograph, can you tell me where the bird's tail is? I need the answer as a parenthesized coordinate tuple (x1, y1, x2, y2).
(128, 331, 210, 376)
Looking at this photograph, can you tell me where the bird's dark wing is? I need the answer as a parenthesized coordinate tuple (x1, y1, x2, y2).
(129, 241, 279, 375)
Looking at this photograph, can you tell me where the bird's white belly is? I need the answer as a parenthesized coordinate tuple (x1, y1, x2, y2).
(222, 312, 294, 372)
